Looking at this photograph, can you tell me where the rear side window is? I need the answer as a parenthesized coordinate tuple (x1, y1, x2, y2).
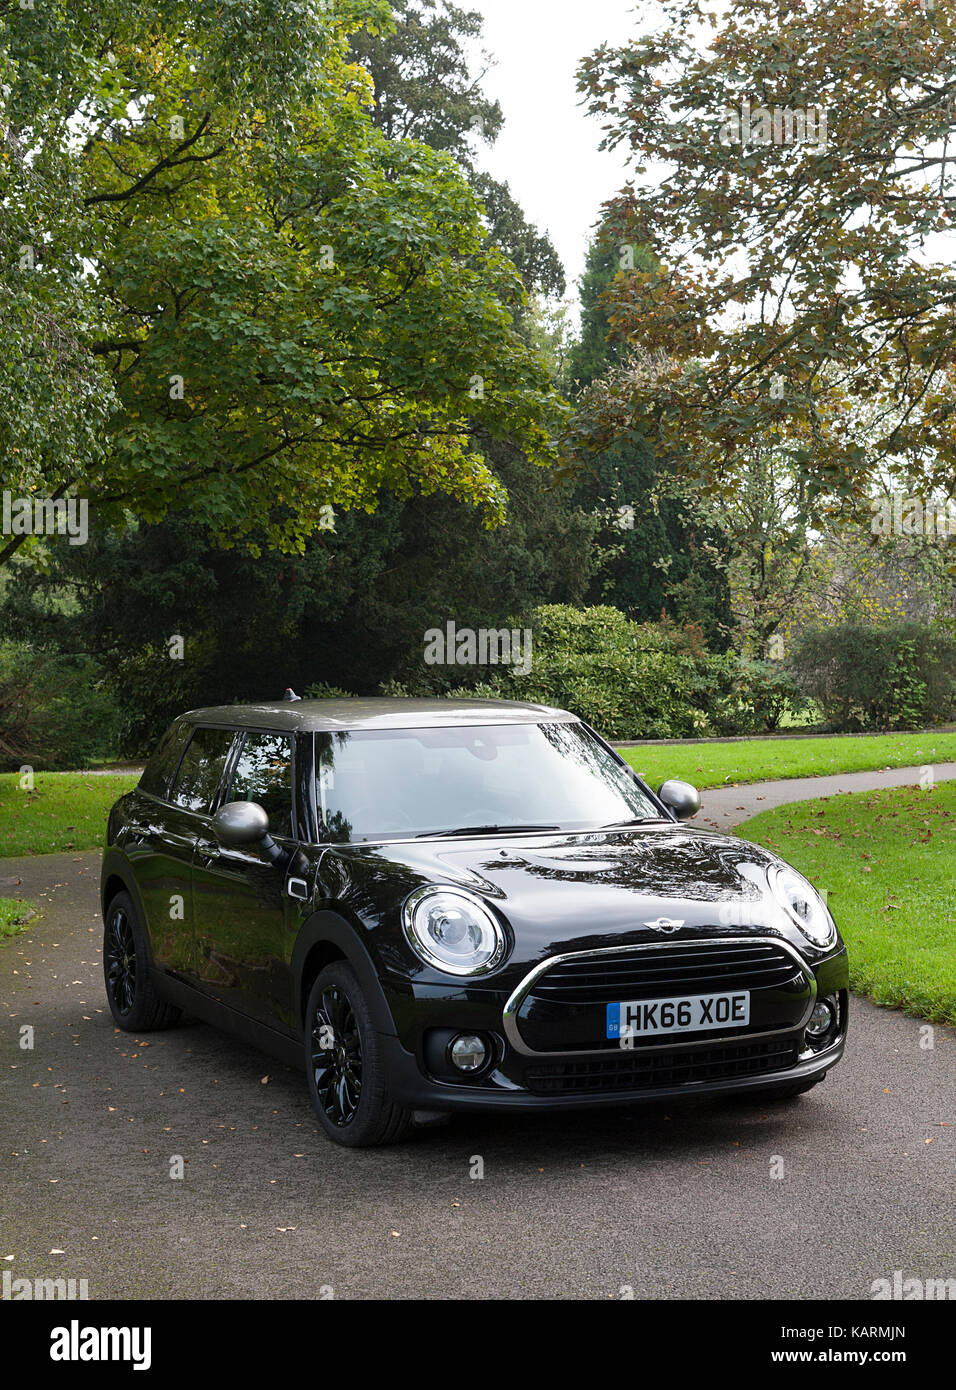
(138, 720, 191, 800)
(169, 727, 237, 813)
(225, 732, 295, 838)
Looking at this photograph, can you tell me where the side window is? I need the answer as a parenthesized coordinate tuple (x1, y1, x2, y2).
(169, 727, 237, 813)
(226, 732, 295, 838)
(138, 720, 190, 800)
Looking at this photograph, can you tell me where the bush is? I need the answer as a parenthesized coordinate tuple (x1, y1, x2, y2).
(707, 657, 807, 735)
(0, 641, 123, 771)
(304, 682, 355, 699)
(419, 605, 806, 740)
(791, 622, 956, 731)
(107, 646, 199, 758)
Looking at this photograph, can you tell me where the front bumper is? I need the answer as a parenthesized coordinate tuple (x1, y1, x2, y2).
(380, 1029, 846, 1112)
(378, 937, 850, 1114)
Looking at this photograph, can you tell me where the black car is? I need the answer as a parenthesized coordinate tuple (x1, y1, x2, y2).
(101, 697, 848, 1146)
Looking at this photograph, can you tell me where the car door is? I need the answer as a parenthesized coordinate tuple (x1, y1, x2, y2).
(190, 729, 300, 1033)
(127, 723, 235, 984)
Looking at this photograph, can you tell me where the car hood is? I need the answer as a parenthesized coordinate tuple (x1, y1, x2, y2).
(328, 824, 804, 969)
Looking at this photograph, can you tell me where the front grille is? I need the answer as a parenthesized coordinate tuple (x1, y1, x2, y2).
(530, 940, 801, 1005)
(525, 1037, 799, 1095)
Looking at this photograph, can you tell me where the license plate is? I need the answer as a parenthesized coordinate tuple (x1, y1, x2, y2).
(606, 991, 750, 1039)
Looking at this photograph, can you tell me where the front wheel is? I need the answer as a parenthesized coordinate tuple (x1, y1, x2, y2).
(305, 962, 413, 1147)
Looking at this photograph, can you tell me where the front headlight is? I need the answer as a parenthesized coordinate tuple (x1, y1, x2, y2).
(769, 866, 835, 948)
(402, 885, 507, 976)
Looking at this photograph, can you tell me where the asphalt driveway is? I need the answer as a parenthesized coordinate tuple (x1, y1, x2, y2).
(1, 844, 953, 1301)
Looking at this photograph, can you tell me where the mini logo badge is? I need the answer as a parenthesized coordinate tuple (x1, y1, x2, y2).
(644, 917, 684, 933)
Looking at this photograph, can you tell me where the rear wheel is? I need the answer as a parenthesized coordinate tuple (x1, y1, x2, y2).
(305, 962, 413, 1147)
(103, 891, 181, 1031)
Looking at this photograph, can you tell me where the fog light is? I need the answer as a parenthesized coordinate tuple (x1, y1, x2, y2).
(449, 1034, 487, 1072)
(806, 998, 836, 1040)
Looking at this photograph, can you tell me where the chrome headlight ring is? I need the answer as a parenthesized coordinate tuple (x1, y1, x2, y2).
(402, 885, 509, 977)
(769, 865, 837, 949)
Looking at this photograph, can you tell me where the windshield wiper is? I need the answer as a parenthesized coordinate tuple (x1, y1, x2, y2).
(416, 823, 560, 839)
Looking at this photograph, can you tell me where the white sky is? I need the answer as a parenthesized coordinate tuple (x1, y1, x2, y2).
(466, 1, 645, 302)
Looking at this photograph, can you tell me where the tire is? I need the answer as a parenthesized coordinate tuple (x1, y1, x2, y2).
(103, 891, 182, 1032)
(305, 962, 413, 1148)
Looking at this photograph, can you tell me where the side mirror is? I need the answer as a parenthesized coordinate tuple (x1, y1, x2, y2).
(658, 779, 701, 821)
(213, 800, 270, 847)
(212, 801, 285, 866)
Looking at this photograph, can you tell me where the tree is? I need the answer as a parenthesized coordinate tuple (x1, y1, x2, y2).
(1, 0, 591, 748)
(0, 0, 564, 568)
(567, 231, 733, 644)
(573, 0, 956, 519)
(714, 444, 814, 658)
(349, 0, 503, 160)
(350, 0, 566, 299)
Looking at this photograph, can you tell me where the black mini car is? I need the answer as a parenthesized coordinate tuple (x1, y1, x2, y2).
(101, 698, 848, 1146)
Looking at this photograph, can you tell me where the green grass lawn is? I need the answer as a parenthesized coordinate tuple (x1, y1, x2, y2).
(0, 896, 38, 939)
(0, 772, 140, 857)
(618, 729, 956, 791)
(740, 782, 956, 1024)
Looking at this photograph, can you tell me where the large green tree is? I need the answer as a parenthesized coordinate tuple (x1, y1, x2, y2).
(1, 0, 592, 748)
(350, 0, 565, 299)
(0, 0, 563, 567)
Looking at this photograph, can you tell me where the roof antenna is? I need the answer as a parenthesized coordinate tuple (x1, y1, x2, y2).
(282, 687, 302, 702)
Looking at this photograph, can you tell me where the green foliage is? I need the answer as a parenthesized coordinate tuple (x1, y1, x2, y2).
(350, 1, 565, 298)
(0, 896, 37, 940)
(0, 642, 121, 771)
(420, 604, 805, 740)
(349, 0, 504, 162)
(0, 434, 596, 753)
(304, 682, 355, 699)
(792, 622, 956, 731)
(565, 231, 734, 645)
(709, 658, 806, 735)
(0, 0, 565, 571)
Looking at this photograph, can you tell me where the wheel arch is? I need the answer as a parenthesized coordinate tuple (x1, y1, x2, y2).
(100, 851, 151, 942)
(293, 910, 398, 1037)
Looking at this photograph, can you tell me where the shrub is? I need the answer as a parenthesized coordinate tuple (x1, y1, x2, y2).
(707, 657, 807, 735)
(428, 605, 806, 740)
(0, 641, 123, 771)
(304, 682, 355, 699)
(791, 622, 956, 731)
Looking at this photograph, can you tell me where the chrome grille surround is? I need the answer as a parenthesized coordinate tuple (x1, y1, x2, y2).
(502, 934, 817, 1058)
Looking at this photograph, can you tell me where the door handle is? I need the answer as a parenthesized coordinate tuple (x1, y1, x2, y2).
(194, 839, 221, 867)
(127, 823, 159, 846)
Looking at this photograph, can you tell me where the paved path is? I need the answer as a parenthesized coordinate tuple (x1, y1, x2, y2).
(694, 761, 956, 830)
(1, 770, 953, 1299)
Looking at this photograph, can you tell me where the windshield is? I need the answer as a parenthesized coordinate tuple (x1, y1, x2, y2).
(312, 722, 662, 842)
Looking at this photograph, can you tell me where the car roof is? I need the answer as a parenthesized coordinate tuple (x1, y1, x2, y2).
(182, 697, 579, 733)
